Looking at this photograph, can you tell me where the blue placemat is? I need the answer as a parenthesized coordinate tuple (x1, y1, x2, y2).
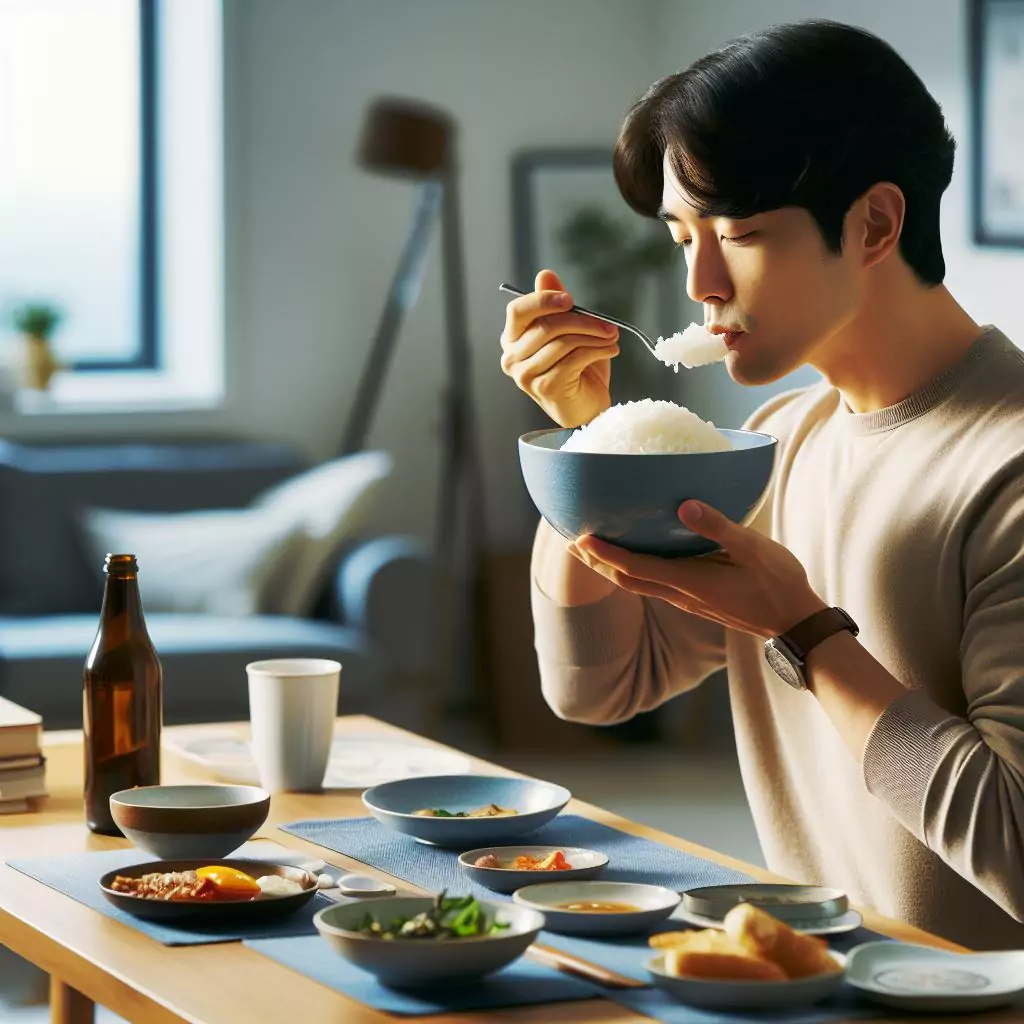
(281, 814, 755, 895)
(602, 984, 884, 1023)
(280, 815, 883, 981)
(244, 934, 600, 1015)
(7, 849, 332, 946)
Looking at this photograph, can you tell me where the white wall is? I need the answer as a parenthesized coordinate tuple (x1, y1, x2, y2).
(225, 0, 664, 546)
(653, 0, 1024, 428)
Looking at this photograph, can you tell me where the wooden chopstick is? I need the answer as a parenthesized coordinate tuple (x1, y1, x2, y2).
(528, 943, 645, 989)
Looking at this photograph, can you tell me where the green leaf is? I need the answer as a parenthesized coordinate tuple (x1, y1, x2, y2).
(11, 302, 63, 339)
(448, 900, 483, 936)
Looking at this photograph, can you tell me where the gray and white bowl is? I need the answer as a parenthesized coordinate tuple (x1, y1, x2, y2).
(109, 784, 270, 859)
(313, 897, 545, 987)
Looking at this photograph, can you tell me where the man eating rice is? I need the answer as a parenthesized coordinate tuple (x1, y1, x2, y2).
(498, 20, 1024, 950)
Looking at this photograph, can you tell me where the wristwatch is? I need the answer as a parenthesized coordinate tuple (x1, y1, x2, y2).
(764, 607, 859, 690)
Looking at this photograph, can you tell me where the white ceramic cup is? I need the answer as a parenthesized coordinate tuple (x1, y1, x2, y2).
(246, 658, 341, 792)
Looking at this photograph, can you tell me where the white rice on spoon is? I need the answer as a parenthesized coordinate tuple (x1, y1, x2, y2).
(654, 322, 729, 371)
(561, 399, 733, 454)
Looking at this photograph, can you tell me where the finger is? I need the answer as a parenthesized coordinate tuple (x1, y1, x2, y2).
(575, 534, 729, 596)
(570, 549, 695, 605)
(603, 573, 695, 607)
(503, 288, 573, 344)
(678, 501, 753, 553)
(510, 338, 620, 391)
(569, 545, 738, 625)
(535, 268, 566, 293)
(502, 313, 618, 362)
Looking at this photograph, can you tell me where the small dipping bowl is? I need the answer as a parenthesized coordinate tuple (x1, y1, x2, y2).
(459, 846, 608, 895)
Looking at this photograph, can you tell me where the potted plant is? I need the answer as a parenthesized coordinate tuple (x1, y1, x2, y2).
(12, 302, 63, 391)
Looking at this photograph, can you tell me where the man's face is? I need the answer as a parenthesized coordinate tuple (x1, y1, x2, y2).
(660, 153, 862, 385)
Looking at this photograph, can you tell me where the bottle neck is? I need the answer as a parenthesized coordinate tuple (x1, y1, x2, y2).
(99, 574, 150, 639)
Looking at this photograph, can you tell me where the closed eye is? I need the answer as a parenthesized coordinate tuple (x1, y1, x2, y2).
(721, 231, 758, 244)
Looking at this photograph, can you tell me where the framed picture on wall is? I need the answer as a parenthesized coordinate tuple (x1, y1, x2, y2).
(509, 146, 687, 403)
(510, 147, 683, 333)
(970, 0, 1024, 245)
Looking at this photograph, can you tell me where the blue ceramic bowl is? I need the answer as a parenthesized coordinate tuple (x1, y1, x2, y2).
(518, 427, 777, 558)
(362, 775, 571, 847)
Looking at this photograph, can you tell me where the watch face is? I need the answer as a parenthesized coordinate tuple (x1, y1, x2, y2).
(764, 638, 806, 690)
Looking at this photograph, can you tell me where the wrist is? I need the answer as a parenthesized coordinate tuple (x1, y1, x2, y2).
(772, 593, 829, 638)
(763, 604, 859, 691)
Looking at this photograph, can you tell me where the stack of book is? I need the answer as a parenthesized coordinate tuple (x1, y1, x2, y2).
(0, 695, 46, 812)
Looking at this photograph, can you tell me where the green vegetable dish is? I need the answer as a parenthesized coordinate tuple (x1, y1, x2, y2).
(355, 892, 510, 940)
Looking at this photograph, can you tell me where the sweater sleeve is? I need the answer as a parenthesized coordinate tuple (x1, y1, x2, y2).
(862, 472, 1024, 921)
(531, 576, 727, 726)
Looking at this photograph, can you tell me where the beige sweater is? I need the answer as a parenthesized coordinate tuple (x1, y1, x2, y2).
(532, 327, 1024, 949)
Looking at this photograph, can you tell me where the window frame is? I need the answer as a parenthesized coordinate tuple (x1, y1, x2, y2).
(71, 0, 159, 373)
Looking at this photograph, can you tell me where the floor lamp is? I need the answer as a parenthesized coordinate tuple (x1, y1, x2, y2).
(340, 97, 486, 721)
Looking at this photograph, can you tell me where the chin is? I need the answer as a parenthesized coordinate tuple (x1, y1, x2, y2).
(724, 350, 796, 387)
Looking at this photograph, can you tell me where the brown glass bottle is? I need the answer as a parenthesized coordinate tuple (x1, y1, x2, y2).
(83, 554, 162, 835)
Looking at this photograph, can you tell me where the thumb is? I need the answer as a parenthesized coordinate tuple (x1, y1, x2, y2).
(535, 268, 567, 295)
(678, 500, 747, 547)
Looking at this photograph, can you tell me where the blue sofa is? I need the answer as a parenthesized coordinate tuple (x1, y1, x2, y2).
(0, 439, 435, 730)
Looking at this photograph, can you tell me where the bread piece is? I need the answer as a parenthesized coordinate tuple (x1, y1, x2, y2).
(649, 929, 746, 955)
(664, 948, 787, 982)
(723, 903, 839, 979)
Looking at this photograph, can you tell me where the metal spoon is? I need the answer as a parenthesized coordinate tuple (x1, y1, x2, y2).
(498, 282, 660, 359)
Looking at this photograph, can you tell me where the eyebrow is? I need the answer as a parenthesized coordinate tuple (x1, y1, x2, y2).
(657, 204, 713, 224)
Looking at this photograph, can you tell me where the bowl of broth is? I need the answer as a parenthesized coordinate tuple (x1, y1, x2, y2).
(512, 880, 680, 936)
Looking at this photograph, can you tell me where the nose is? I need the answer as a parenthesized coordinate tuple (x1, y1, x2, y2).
(685, 239, 733, 308)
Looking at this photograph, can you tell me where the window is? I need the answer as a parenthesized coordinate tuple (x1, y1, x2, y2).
(0, 0, 223, 410)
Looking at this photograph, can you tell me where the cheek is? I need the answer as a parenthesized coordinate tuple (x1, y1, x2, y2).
(744, 251, 857, 339)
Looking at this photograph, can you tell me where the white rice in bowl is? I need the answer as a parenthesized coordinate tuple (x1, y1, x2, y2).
(560, 399, 733, 454)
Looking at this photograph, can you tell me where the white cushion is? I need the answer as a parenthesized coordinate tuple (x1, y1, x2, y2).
(79, 450, 393, 617)
(79, 507, 303, 616)
(253, 450, 393, 615)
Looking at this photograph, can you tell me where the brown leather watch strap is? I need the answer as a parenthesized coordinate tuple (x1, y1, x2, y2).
(782, 607, 859, 662)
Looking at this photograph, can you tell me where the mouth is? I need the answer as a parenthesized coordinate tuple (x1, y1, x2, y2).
(706, 325, 746, 348)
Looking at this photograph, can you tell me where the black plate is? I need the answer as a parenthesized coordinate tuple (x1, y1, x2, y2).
(98, 858, 319, 922)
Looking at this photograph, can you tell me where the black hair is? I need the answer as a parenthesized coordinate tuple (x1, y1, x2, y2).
(613, 20, 955, 285)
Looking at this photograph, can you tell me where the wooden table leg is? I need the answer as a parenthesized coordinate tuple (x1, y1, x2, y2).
(50, 976, 94, 1024)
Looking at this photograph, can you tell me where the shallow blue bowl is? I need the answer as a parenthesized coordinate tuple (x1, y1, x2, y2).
(518, 427, 777, 558)
(362, 775, 572, 847)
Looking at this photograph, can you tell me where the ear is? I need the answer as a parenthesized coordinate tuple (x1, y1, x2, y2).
(857, 182, 905, 270)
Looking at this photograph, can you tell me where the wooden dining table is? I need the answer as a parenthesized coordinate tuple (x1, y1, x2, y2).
(0, 715, 1012, 1024)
